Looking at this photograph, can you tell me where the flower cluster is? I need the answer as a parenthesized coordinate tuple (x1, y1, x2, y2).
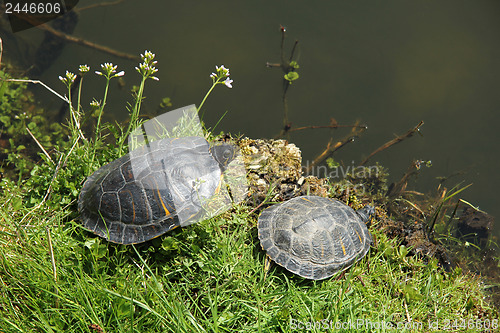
(58, 70, 77, 88)
(135, 50, 159, 81)
(89, 99, 101, 108)
(210, 65, 233, 88)
(95, 63, 125, 80)
(79, 64, 90, 75)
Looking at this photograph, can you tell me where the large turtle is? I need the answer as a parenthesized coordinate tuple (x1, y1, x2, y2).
(78, 136, 236, 245)
(258, 195, 374, 280)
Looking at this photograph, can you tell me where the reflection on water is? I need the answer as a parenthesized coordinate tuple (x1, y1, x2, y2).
(3, 0, 499, 240)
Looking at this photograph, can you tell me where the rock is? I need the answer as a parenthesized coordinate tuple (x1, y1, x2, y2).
(238, 138, 330, 205)
(457, 206, 494, 246)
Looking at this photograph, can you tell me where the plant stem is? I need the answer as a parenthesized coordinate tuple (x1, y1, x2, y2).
(72, 76, 85, 141)
(67, 88, 74, 133)
(198, 82, 217, 119)
(118, 76, 146, 155)
(95, 78, 110, 144)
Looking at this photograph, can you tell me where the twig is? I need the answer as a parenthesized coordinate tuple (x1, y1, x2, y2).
(9, 10, 139, 61)
(404, 299, 411, 323)
(18, 144, 71, 225)
(387, 160, 425, 198)
(304, 125, 366, 174)
(280, 25, 286, 65)
(287, 123, 367, 133)
(361, 121, 424, 166)
(76, 0, 125, 12)
(5, 78, 68, 103)
(394, 198, 426, 218)
(266, 26, 300, 133)
(5, 78, 86, 141)
(36, 23, 139, 61)
(289, 40, 299, 62)
(25, 127, 54, 164)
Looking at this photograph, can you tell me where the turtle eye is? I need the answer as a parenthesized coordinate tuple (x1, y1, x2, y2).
(222, 148, 233, 160)
(212, 144, 235, 168)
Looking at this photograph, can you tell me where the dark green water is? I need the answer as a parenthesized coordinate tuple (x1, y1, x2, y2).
(5, 0, 500, 239)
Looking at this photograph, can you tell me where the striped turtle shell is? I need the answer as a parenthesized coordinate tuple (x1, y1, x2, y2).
(78, 136, 235, 244)
(258, 196, 373, 280)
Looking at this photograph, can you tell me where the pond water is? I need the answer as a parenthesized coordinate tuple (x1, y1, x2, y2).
(3, 0, 500, 239)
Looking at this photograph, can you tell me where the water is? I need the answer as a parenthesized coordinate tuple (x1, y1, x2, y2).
(4, 0, 500, 239)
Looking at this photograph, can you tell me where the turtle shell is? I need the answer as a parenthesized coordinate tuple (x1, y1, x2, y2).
(78, 136, 235, 244)
(258, 195, 373, 280)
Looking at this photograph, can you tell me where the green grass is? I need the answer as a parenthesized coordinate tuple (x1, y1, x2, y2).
(0, 55, 497, 332)
(0, 194, 497, 332)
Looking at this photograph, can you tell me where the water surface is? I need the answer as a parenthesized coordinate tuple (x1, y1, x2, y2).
(5, 0, 500, 238)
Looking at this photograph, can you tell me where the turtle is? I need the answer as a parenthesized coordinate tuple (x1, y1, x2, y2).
(78, 136, 236, 245)
(258, 195, 374, 280)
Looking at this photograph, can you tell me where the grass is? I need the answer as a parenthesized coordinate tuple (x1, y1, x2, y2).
(0, 194, 497, 332)
(0, 52, 498, 332)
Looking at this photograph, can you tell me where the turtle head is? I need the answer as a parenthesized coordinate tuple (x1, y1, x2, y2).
(356, 205, 375, 223)
(210, 143, 237, 171)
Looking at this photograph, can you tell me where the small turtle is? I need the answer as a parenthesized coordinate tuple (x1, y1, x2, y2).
(78, 136, 236, 245)
(258, 195, 374, 280)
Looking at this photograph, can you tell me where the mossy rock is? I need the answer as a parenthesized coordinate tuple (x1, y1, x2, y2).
(238, 138, 329, 205)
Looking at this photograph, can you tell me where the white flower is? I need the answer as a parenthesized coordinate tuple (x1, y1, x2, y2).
(79, 64, 90, 74)
(95, 63, 124, 79)
(90, 100, 101, 108)
(59, 70, 76, 86)
(136, 51, 159, 80)
(141, 50, 156, 62)
(215, 65, 230, 77)
(223, 78, 233, 88)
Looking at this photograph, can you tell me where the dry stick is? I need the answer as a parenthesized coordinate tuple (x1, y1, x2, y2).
(387, 159, 423, 198)
(404, 299, 411, 323)
(287, 123, 367, 133)
(18, 136, 78, 226)
(7, 78, 68, 102)
(360, 121, 424, 166)
(7, 78, 86, 141)
(25, 127, 54, 164)
(304, 125, 367, 174)
(10, 11, 139, 61)
(76, 0, 125, 12)
(39, 24, 139, 61)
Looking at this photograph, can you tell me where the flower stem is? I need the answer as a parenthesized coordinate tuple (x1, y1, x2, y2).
(119, 76, 147, 155)
(198, 81, 217, 119)
(95, 78, 110, 144)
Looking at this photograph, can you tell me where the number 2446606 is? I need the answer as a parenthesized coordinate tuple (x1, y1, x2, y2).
(5, 2, 62, 15)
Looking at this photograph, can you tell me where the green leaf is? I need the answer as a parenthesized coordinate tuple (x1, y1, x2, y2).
(115, 298, 134, 318)
(284, 72, 299, 82)
(403, 285, 423, 303)
(161, 236, 179, 252)
(398, 245, 408, 258)
(85, 238, 108, 259)
(326, 157, 340, 169)
(11, 196, 23, 211)
(0, 115, 10, 126)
